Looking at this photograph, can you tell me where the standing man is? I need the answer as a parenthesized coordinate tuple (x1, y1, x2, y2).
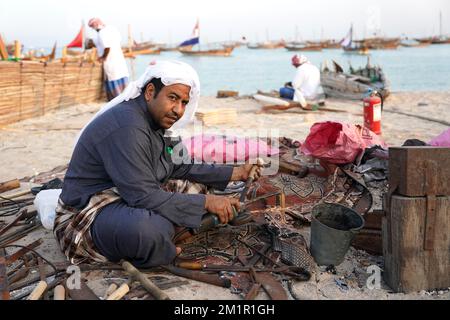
(54, 60, 262, 268)
(280, 54, 322, 107)
(88, 18, 129, 100)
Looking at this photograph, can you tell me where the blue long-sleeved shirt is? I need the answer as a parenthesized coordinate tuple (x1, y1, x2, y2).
(60, 94, 233, 228)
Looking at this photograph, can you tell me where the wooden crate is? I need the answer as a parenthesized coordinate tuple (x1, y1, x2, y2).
(389, 147, 450, 197)
(383, 194, 450, 292)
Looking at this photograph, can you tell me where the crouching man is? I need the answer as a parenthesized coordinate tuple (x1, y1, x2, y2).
(54, 60, 261, 268)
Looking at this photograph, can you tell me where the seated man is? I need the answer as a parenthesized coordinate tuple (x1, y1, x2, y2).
(54, 60, 261, 268)
(280, 54, 323, 107)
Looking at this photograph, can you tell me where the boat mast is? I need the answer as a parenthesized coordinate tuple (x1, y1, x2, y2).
(439, 10, 442, 37)
(81, 20, 85, 50)
(128, 24, 133, 50)
(196, 18, 200, 51)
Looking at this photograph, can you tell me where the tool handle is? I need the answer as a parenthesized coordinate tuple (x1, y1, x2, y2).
(103, 283, 118, 299)
(27, 280, 47, 300)
(122, 261, 170, 300)
(106, 283, 129, 300)
(177, 262, 204, 270)
(53, 285, 65, 300)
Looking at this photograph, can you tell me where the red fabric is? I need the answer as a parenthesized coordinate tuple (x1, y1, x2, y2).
(300, 121, 386, 164)
(67, 27, 83, 48)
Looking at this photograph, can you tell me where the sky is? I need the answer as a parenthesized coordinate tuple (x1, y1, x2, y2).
(0, 0, 449, 47)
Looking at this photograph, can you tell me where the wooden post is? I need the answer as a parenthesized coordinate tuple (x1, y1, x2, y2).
(14, 40, 21, 59)
(0, 34, 8, 60)
(383, 195, 450, 292)
(62, 46, 67, 62)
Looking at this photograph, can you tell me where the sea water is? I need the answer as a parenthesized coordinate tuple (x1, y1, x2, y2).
(127, 44, 450, 96)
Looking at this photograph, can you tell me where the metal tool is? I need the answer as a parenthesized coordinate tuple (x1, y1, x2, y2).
(239, 158, 265, 209)
(162, 265, 231, 288)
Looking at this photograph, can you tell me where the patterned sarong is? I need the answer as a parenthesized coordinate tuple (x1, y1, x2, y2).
(105, 77, 128, 101)
(53, 188, 121, 265)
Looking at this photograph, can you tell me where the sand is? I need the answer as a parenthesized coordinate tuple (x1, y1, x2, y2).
(1, 91, 449, 300)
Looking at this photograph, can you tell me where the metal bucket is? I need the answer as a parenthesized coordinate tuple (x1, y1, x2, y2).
(310, 203, 365, 266)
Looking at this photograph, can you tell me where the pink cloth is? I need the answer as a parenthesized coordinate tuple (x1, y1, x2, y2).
(428, 128, 450, 147)
(182, 134, 279, 163)
(300, 121, 387, 164)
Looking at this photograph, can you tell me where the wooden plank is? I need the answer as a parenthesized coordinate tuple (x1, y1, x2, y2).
(383, 195, 450, 292)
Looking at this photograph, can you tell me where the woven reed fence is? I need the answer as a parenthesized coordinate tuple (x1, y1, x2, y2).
(0, 61, 104, 126)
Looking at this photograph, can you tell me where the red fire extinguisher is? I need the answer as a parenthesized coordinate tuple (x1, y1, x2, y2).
(363, 89, 383, 135)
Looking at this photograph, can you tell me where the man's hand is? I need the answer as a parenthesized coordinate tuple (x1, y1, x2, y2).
(231, 163, 263, 182)
(205, 195, 240, 224)
(97, 57, 105, 63)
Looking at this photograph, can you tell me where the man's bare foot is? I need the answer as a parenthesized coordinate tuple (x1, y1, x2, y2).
(176, 247, 182, 255)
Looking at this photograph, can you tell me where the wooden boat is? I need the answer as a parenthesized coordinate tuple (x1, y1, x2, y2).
(123, 47, 161, 57)
(320, 59, 390, 100)
(364, 37, 400, 50)
(429, 12, 450, 44)
(400, 39, 430, 47)
(247, 41, 285, 49)
(178, 45, 233, 57)
(223, 41, 244, 49)
(319, 40, 341, 49)
(343, 42, 370, 55)
(341, 25, 370, 55)
(159, 45, 179, 51)
(430, 36, 450, 44)
(22, 42, 58, 62)
(178, 20, 234, 56)
(285, 42, 322, 51)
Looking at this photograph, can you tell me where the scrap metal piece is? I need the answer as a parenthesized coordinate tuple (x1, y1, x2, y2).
(67, 280, 99, 300)
(0, 248, 10, 300)
(5, 239, 43, 264)
(0, 209, 29, 237)
(252, 271, 288, 300)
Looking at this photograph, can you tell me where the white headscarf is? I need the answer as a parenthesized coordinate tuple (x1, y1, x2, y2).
(76, 60, 200, 144)
(292, 54, 309, 66)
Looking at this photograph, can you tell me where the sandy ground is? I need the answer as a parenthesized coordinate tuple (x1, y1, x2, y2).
(1, 91, 449, 300)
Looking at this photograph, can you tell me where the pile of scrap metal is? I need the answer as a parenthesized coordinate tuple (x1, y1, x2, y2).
(320, 58, 390, 100)
(0, 137, 385, 300)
